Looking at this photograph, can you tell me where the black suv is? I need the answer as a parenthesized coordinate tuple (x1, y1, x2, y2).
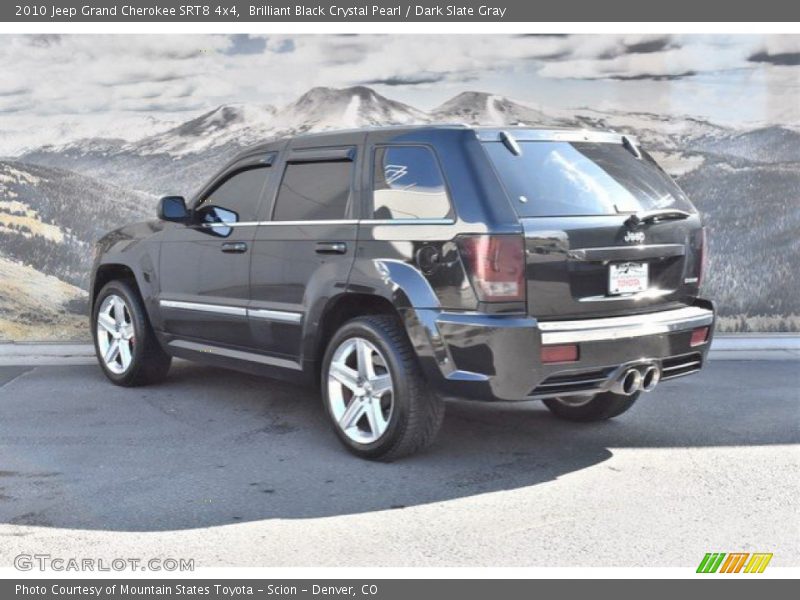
(91, 126, 715, 460)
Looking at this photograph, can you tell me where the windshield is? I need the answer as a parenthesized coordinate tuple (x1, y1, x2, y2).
(482, 141, 696, 217)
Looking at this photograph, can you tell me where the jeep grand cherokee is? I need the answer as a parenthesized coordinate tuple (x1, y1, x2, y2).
(90, 126, 714, 460)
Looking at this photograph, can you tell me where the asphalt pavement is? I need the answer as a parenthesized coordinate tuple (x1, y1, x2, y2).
(0, 357, 797, 567)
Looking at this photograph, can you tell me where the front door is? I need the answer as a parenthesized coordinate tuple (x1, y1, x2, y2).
(158, 158, 272, 348)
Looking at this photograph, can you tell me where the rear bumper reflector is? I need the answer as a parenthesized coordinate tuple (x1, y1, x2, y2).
(541, 344, 579, 364)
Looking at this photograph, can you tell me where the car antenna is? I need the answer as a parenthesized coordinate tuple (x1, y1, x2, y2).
(500, 130, 522, 156)
(622, 135, 642, 159)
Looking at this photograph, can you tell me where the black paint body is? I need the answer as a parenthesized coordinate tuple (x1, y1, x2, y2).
(91, 126, 715, 401)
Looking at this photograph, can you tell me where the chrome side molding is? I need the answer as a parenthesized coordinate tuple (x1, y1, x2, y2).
(159, 299, 302, 324)
(200, 219, 358, 228)
(159, 299, 247, 317)
(247, 308, 303, 323)
(197, 218, 456, 229)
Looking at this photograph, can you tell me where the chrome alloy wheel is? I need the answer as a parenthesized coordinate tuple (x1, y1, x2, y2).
(327, 337, 394, 444)
(96, 294, 135, 375)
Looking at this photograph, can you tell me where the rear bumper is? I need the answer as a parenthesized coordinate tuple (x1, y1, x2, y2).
(538, 305, 714, 345)
(407, 299, 715, 402)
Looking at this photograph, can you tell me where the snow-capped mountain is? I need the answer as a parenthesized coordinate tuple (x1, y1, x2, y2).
(16, 84, 768, 196)
(427, 92, 734, 160)
(431, 91, 560, 127)
(130, 86, 427, 158)
(5, 84, 800, 335)
(271, 86, 428, 132)
(693, 125, 800, 164)
(132, 104, 277, 157)
(0, 113, 181, 158)
(21, 86, 430, 196)
(23, 85, 739, 183)
(562, 107, 730, 145)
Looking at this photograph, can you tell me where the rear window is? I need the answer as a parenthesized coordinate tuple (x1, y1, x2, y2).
(483, 141, 695, 217)
(273, 160, 352, 221)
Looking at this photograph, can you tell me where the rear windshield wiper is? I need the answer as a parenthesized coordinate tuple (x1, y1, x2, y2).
(624, 209, 691, 227)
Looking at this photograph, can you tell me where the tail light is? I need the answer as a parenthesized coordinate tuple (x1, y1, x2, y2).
(690, 326, 710, 347)
(457, 234, 525, 302)
(694, 227, 708, 287)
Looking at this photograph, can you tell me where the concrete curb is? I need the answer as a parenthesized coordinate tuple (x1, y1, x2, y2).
(706, 335, 800, 361)
(1, 335, 798, 366)
(0, 343, 97, 366)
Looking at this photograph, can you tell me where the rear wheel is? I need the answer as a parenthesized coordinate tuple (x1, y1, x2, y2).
(321, 315, 444, 461)
(543, 391, 639, 422)
(93, 280, 171, 387)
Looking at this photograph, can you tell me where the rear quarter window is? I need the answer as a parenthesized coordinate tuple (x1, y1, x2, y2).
(372, 145, 452, 220)
(483, 141, 696, 217)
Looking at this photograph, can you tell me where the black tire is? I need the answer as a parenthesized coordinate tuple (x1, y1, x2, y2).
(321, 315, 444, 461)
(543, 391, 639, 422)
(92, 279, 171, 387)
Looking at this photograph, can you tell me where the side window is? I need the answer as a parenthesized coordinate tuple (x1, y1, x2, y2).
(273, 160, 353, 221)
(197, 167, 270, 224)
(372, 146, 452, 220)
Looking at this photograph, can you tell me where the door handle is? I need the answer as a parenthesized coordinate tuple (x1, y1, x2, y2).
(221, 242, 248, 253)
(315, 242, 347, 255)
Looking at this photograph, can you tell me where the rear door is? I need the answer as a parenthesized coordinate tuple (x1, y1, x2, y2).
(482, 133, 705, 319)
(248, 138, 361, 362)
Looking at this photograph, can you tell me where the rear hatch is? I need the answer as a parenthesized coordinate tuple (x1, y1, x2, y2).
(482, 133, 705, 319)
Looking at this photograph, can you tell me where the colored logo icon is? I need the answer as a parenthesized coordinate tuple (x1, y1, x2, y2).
(697, 553, 773, 573)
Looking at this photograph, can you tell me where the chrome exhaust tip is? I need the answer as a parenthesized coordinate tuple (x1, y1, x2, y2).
(641, 365, 661, 392)
(612, 368, 643, 396)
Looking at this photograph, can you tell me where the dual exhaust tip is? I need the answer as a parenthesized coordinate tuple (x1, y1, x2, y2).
(612, 365, 661, 396)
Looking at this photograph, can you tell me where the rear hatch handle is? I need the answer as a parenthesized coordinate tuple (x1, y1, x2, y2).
(624, 209, 691, 228)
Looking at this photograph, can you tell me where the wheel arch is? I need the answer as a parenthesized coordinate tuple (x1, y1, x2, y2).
(307, 256, 451, 381)
(92, 263, 138, 306)
(309, 293, 401, 374)
(90, 261, 158, 326)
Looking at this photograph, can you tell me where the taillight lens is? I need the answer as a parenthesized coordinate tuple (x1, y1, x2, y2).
(694, 227, 708, 287)
(690, 326, 709, 347)
(458, 234, 525, 302)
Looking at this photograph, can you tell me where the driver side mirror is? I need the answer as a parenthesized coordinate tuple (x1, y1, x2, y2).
(157, 196, 189, 222)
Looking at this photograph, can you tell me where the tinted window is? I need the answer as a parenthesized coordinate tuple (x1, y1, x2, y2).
(273, 161, 352, 221)
(483, 141, 696, 217)
(372, 146, 452, 220)
(197, 167, 270, 224)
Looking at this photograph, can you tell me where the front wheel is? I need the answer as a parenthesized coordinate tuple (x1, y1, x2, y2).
(321, 315, 444, 461)
(93, 280, 171, 387)
(543, 391, 639, 422)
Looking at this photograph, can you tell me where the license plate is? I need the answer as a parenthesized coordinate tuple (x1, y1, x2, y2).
(609, 262, 649, 295)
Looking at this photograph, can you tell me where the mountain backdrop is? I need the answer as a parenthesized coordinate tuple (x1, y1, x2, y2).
(2, 86, 799, 339)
